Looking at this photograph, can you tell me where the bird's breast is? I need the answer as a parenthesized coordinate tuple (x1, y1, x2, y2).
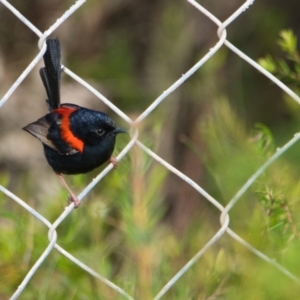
(44, 139, 115, 175)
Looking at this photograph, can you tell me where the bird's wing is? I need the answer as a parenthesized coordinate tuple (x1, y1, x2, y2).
(23, 116, 57, 150)
(22, 112, 80, 156)
(40, 38, 62, 111)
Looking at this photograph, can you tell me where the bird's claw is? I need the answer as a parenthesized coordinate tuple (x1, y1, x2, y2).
(109, 157, 119, 168)
(68, 195, 81, 208)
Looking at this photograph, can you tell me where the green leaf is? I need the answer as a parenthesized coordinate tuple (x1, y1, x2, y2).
(258, 55, 276, 73)
(278, 29, 297, 54)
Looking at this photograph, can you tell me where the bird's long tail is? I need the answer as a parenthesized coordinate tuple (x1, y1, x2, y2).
(40, 38, 62, 111)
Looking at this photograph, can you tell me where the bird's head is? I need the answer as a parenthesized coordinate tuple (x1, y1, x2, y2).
(69, 108, 127, 146)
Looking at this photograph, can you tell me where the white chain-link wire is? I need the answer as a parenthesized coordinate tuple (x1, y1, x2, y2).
(1, 0, 300, 299)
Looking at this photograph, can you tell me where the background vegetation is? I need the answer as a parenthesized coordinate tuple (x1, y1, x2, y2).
(1, 0, 300, 299)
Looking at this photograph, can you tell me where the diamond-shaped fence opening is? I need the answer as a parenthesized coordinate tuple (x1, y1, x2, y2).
(1, 0, 300, 299)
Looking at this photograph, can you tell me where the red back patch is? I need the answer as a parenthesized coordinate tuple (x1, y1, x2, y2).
(55, 107, 84, 153)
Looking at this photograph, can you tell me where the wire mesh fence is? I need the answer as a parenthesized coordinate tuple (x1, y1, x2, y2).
(1, 0, 300, 299)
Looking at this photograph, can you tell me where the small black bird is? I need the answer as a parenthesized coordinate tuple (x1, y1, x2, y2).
(23, 38, 126, 207)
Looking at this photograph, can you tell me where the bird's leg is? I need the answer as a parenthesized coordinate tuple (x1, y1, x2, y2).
(56, 173, 81, 208)
(109, 157, 119, 168)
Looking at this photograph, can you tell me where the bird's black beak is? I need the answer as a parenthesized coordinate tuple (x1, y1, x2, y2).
(113, 128, 128, 135)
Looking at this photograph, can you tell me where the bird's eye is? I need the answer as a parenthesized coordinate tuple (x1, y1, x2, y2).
(96, 128, 105, 136)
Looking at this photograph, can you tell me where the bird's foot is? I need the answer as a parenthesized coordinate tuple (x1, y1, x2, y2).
(109, 157, 119, 168)
(68, 194, 81, 208)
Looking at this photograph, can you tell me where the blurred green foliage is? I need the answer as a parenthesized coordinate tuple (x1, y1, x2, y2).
(1, 1, 300, 300)
(259, 30, 300, 85)
(2, 95, 300, 299)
